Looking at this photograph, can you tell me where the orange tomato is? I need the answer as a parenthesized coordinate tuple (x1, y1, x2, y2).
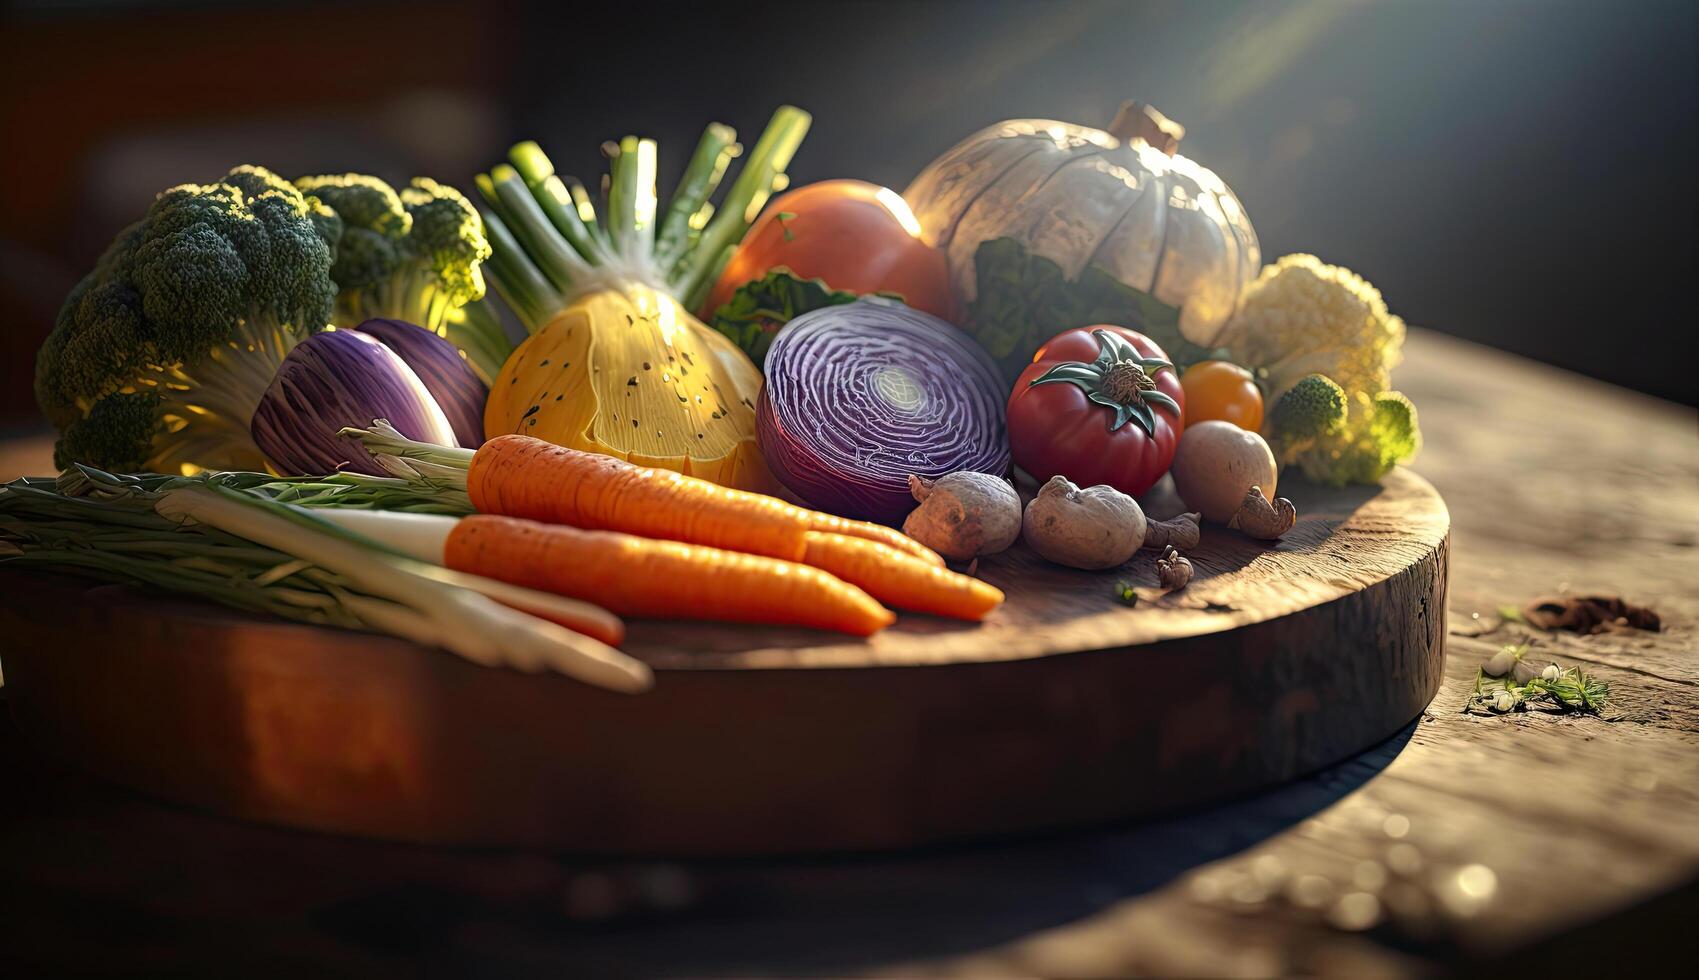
(701, 179, 955, 322)
(1180, 360, 1263, 431)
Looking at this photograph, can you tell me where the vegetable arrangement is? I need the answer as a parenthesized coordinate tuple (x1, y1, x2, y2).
(11, 96, 1435, 692)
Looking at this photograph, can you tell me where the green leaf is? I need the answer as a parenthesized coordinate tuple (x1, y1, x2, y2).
(706, 268, 896, 369)
(1136, 354, 1175, 376)
(964, 237, 1209, 383)
(1142, 389, 1181, 417)
(1091, 328, 1139, 365)
(1124, 399, 1156, 435)
(1085, 390, 1126, 424)
(1030, 362, 1104, 388)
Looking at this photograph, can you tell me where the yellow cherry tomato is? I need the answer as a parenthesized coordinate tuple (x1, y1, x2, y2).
(1180, 360, 1263, 431)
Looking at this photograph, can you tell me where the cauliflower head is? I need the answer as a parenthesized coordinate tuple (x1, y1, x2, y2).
(1220, 254, 1420, 485)
(1220, 253, 1405, 401)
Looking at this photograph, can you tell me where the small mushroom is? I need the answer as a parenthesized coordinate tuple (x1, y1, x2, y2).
(1156, 546, 1193, 591)
(902, 472, 1021, 561)
(1169, 420, 1279, 524)
(1226, 486, 1297, 539)
(1022, 475, 1147, 569)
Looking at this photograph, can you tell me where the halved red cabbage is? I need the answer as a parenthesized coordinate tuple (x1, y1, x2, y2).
(757, 299, 1010, 524)
(352, 318, 488, 448)
(252, 330, 458, 476)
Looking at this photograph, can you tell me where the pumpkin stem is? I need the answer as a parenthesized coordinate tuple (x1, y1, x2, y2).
(1108, 101, 1184, 156)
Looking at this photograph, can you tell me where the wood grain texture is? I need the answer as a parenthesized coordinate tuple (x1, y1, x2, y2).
(0, 328, 1694, 978)
(0, 472, 1446, 854)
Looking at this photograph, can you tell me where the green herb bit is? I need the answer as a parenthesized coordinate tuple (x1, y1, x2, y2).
(1461, 661, 1610, 717)
(1113, 581, 1139, 607)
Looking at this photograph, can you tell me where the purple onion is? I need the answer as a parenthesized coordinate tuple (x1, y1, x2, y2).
(351, 318, 487, 448)
(252, 330, 458, 476)
(757, 299, 1010, 525)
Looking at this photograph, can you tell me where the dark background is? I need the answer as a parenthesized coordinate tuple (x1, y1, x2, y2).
(2, 0, 1694, 433)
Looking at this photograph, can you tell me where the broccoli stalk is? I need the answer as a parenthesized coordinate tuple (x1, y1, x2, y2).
(35, 166, 342, 473)
(295, 173, 508, 383)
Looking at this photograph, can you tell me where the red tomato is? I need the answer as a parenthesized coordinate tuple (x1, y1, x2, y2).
(1006, 326, 1186, 498)
(701, 179, 955, 322)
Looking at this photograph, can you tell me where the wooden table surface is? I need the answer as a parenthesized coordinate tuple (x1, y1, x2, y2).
(2, 327, 1695, 978)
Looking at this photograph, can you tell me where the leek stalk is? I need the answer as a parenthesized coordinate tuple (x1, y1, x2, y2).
(474, 106, 812, 329)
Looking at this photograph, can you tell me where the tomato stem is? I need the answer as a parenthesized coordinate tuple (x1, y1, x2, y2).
(1028, 328, 1179, 435)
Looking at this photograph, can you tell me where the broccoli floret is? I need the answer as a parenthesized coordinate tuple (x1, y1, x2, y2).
(1357, 391, 1421, 476)
(35, 165, 339, 473)
(298, 173, 491, 335)
(293, 173, 409, 293)
(1288, 390, 1421, 487)
(51, 390, 161, 472)
(402, 177, 490, 312)
(1267, 373, 1348, 463)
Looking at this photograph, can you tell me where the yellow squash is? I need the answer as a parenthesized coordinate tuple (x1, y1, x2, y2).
(485, 286, 775, 491)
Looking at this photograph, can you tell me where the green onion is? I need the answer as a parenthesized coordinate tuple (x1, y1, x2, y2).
(0, 465, 649, 692)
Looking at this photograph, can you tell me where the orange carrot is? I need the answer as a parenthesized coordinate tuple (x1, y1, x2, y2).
(311, 508, 627, 647)
(801, 532, 1003, 621)
(804, 513, 943, 566)
(444, 514, 895, 637)
(466, 435, 942, 566)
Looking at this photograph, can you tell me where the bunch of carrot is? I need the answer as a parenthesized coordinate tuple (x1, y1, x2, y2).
(443, 435, 1004, 636)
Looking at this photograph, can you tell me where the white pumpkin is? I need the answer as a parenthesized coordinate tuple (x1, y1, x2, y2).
(904, 102, 1260, 354)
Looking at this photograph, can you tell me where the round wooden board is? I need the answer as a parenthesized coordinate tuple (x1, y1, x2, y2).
(0, 469, 1448, 856)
